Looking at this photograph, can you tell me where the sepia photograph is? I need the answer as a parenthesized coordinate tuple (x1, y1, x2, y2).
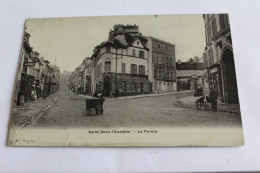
(8, 14, 244, 146)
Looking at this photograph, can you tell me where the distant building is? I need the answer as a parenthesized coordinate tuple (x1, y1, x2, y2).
(176, 59, 208, 91)
(203, 14, 238, 103)
(146, 37, 176, 93)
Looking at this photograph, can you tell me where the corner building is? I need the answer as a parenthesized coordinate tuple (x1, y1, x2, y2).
(91, 25, 150, 97)
(203, 14, 239, 104)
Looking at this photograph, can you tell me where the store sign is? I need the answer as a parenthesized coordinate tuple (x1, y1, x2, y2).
(210, 67, 218, 74)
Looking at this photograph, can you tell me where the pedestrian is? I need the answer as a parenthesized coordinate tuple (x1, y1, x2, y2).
(20, 91, 25, 106)
(115, 88, 119, 99)
(209, 86, 217, 111)
(94, 86, 105, 114)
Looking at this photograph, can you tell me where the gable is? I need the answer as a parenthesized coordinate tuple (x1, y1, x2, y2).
(131, 39, 145, 49)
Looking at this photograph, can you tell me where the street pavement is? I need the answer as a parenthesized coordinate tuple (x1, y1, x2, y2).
(9, 89, 243, 129)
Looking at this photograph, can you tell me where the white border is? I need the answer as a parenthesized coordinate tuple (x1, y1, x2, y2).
(0, 0, 260, 172)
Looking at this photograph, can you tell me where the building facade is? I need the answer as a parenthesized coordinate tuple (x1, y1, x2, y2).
(176, 59, 208, 91)
(91, 25, 150, 97)
(15, 31, 60, 105)
(146, 37, 176, 93)
(69, 24, 177, 97)
(203, 14, 239, 104)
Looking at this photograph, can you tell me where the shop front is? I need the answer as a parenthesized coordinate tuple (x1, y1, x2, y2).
(102, 73, 149, 97)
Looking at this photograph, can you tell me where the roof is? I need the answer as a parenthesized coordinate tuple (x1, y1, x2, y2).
(176, 62, 205, 70)
(176, 70, 207, 77)
(145, 36, 175, 46)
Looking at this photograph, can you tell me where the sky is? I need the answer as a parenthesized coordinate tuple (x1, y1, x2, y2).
(26, 14, 206, 72)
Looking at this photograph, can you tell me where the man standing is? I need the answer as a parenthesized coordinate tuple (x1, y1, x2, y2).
(94, 85, 105, 114)
(209, 86, 217, 111)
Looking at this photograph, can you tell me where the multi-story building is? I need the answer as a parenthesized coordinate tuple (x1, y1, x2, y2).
(146, 37, 176, 93)
(83, 57, 93, 95)
(91, 24, 150, 96)
(69, 24, 177, 97)
(15, 31, 59, 105)
(203, 14, 239, 104)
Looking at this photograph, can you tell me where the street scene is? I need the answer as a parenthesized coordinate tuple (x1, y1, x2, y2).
(10, 14, 242, 131)
(11, 86, 241, 128)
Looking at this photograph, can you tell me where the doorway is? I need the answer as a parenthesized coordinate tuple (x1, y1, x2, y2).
(222, 49, 239, 104)
(140, 82, 144, 94)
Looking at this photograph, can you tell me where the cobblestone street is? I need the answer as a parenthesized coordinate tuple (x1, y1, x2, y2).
(11, 89, 242, 128)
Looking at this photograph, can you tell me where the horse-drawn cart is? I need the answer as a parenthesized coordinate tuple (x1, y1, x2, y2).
(85, 98, 103, 116)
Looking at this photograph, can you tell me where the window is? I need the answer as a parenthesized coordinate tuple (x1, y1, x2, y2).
(203, 52, 208, 67)
(219, 14, 229, 30)
(166, 57, 169, 65)
(159, 70, 162, 78)
(104, 61, 111, 72)
(171, 72, 174, 79)
(212, 17, 217, 36)
(207, 24, 212, 41)
(154, 70, 157, 78)
(137, 41, 139, 45)
(139, 50, 145, 58)
(131, 82, 137, 91)
(158, 55, 162, 64)
(106, 47, 111, 53)
(158, 43, 161, 49)
(139, 65, 145, 75)
(119, 81, 126, 91)
(208, 49, 214, 65)
(121, 63, 125, 73)
(159, 82, 162, 90)
(166, 46, 168, 51)
(162, 55, 165, 62)
(153, 54, 158, 63)
(215, 46, 219, 62)
(131, 64, 137, 74)
(169, 58, 173, 66)
(132, 49, 136, 56)
(167, 72, 169, 79)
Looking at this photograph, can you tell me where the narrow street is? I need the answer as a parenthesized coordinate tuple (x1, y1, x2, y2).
(27, 89, 242, 128)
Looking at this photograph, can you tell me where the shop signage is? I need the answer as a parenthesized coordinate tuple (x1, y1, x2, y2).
(210, 67, 218, 74)
(24, 62, 35, 66)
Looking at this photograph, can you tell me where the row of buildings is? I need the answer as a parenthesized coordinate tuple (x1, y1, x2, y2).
(69, 13, 239, 105)
(203, 14, 239, 104)
(15, 31, 60, 106)
(69, 24, 177, 97)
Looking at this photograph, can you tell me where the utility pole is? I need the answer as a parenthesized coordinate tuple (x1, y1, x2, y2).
(115, 47, 118, 93)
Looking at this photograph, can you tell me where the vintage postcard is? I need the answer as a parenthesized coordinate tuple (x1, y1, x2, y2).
(8, 14, 244, 146)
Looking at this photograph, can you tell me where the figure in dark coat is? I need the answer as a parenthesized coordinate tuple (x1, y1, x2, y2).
(209, 87, 217, 111)
(114, 88, 119, 99)
(94, 86, 105, 114)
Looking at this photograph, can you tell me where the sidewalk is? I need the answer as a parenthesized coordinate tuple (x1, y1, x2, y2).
(11, 93, 57, 127)
(79, 90, 194, 100)
(177, 95, 241, 114)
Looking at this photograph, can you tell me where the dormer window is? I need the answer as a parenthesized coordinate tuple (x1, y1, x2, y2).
(137, 41, 139, 45)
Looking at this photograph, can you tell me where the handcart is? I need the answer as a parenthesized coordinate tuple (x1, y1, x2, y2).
(85, 98, 103, 116)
